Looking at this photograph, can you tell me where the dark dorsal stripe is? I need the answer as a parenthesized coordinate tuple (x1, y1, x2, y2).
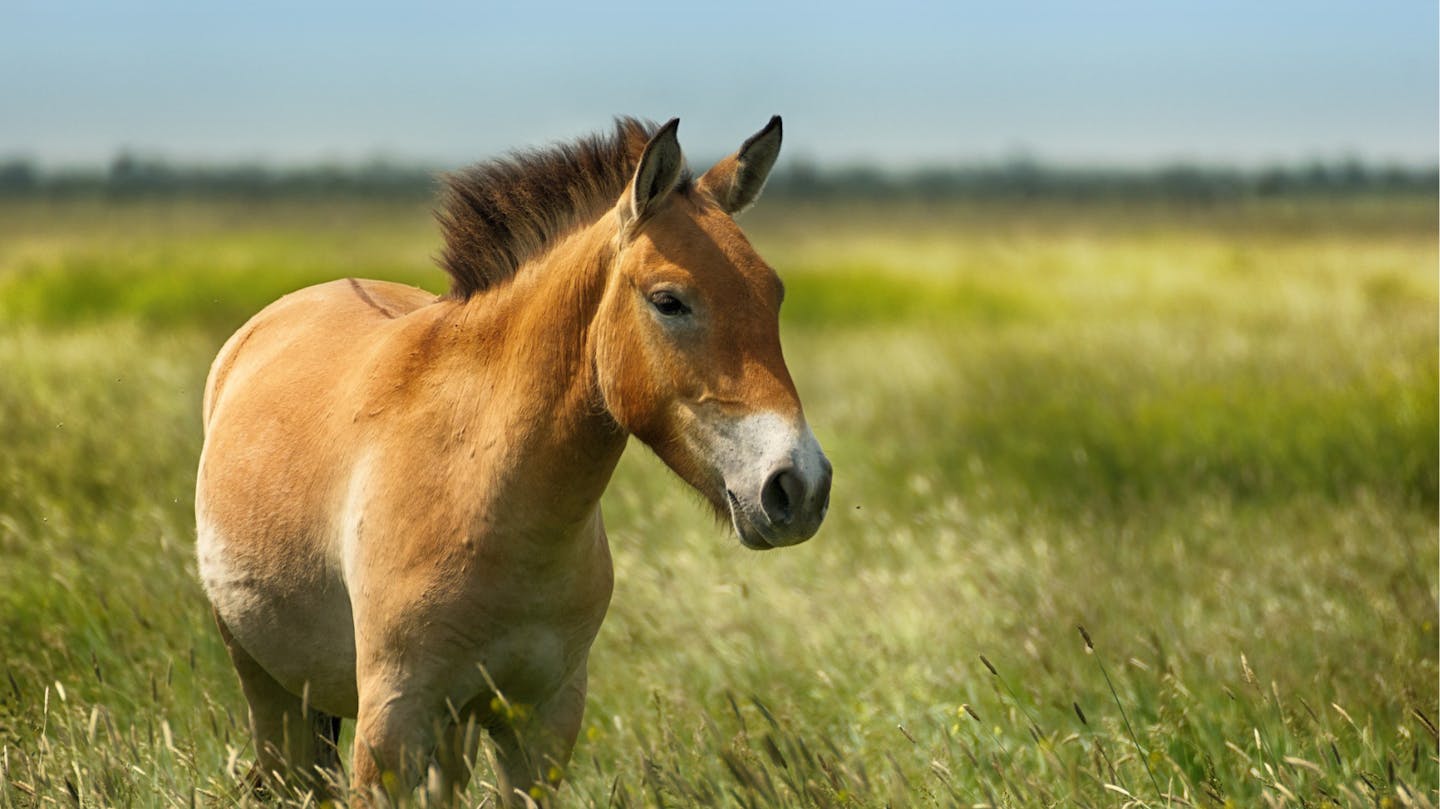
(348, 278, 397, 319)
(436, 117, 685, 300)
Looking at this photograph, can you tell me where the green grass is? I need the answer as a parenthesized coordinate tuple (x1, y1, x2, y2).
(0, 196, 1435, 807)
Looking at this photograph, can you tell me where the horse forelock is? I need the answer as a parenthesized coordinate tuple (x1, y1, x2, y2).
(436, 117, 695, 300)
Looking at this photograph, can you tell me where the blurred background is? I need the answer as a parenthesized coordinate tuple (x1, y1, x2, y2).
(0, 2, 1435, 807)
(2, 0, 1436, 184)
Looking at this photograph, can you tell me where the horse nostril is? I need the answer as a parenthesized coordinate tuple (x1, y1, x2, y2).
(761, 466, 801, 526)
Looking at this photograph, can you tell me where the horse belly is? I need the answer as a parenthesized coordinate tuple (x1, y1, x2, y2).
(197, 510, 361, 717)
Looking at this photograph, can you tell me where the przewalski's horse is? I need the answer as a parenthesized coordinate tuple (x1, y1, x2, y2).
(195, 117, 831, 806)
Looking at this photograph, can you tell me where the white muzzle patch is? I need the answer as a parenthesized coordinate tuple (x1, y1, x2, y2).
(696, 411, 832, 549)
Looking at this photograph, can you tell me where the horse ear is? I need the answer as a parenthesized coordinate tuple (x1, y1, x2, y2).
(621, 118, 684, 230)
(698, 115, 782, 215)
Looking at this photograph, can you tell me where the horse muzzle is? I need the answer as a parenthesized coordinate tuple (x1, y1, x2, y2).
(723, 419, 832, 550)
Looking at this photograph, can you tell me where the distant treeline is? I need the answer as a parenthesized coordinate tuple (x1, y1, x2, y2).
(0, 152, 1434, 201)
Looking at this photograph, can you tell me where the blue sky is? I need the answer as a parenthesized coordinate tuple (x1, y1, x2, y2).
(4, 1, 1436, 168)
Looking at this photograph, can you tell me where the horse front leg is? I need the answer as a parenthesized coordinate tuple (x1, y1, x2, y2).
(425, 707, 484, 807)
(350, 666, 445, 808)
(487, 664, 589, 808)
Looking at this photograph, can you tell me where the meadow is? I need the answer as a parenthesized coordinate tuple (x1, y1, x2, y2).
(0, 192, 1435, 808)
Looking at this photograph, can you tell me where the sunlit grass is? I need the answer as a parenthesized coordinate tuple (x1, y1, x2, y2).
(0, 196, 1434, 807)
(0, 198, 441, 334)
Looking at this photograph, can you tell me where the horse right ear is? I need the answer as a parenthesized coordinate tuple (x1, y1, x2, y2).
(619, 118, 684, 232)
(698, 115, 782, 215)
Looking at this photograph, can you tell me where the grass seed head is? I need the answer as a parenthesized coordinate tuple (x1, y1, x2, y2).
(980, 655, 998, 676)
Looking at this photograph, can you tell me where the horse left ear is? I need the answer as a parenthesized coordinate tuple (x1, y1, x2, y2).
(699, 115, 782, 215)
(620, 118, 684, 231)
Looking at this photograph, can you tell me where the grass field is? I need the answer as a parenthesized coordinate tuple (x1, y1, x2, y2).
(0, 193, 1435, 808)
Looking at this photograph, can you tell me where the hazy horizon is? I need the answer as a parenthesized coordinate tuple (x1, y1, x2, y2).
(5, 1, 1436, 170)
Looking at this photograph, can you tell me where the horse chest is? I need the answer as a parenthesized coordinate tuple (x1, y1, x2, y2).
(460, 564, 611, 698)
(360, 529, 613, 709)
(469, 619, 577, 701)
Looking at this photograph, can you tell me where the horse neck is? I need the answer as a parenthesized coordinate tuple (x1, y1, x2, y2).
(433, 214, 627, 520)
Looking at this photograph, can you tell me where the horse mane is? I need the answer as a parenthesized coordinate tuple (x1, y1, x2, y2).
(436, 117, 691, 299)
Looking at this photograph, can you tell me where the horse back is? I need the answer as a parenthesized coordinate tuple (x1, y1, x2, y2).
(202, 279, 437, 429)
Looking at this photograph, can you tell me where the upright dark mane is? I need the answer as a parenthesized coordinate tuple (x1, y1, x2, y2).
(436, 117, 667, 299)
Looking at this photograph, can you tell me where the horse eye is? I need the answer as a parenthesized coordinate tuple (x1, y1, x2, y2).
(648, 291, 691, 317)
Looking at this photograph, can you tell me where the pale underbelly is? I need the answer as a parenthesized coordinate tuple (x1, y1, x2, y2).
(197, 526, 596, 720)
(197, 523, 362, 716)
